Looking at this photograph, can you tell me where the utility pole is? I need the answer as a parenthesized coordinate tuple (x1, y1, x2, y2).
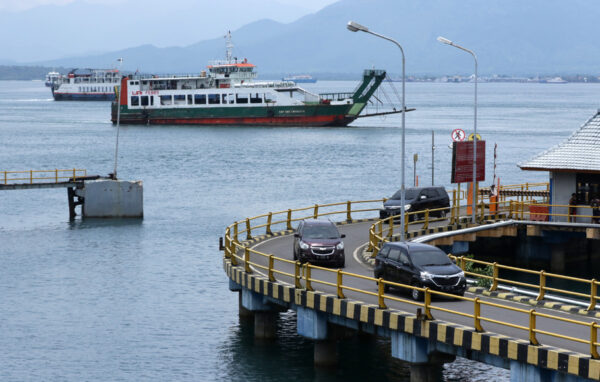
(431, 130, 435, 185)
(413, 153, 418, 187)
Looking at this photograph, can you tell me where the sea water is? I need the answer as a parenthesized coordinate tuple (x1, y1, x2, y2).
(0, 80, 599, 381)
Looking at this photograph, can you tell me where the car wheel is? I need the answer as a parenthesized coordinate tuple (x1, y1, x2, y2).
(410, 281, 423, 301)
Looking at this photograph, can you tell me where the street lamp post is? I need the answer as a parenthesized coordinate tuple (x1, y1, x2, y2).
(347, 21, 407, 241)
(437, 36, 478, 223)
(113, 57, 124, 179)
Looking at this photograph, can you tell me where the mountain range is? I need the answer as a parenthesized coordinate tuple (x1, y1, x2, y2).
(6, 0, 600, 76)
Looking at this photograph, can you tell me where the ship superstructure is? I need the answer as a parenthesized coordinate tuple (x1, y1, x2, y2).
(51, 68, 120, 101)
(111, 33, 390, 126)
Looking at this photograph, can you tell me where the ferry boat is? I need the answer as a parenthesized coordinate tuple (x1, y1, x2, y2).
(51, 68, 120, 101)
(45, 71, 60, 87)
(281, 74, 317, 83)
(111, 34, 388, 127)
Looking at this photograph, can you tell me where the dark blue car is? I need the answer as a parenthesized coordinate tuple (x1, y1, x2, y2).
(374, 242, 466, 300)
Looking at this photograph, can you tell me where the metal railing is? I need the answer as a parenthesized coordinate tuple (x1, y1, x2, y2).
(223, 192, 600, 359)
(1, 169, 87, 185)
(449, 255, 600, 311)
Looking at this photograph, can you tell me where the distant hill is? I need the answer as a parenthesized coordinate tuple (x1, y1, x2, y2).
(20, 0, 600, 76)
(0, 65, 70, 80)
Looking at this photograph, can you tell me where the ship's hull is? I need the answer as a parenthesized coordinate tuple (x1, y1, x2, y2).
(111, 104, 356, 127)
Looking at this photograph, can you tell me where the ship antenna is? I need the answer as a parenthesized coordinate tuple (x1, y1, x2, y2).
(225, 31, 234, 64)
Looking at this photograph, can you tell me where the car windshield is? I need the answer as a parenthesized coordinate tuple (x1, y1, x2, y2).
(391, 189, 418, 200)
(302, 224, 340, 240)
(410, 250, 452, 267)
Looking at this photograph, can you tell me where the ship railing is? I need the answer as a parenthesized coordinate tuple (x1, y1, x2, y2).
(319, 92, 354, 101)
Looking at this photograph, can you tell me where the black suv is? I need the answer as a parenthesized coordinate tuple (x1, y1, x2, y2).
(293, 219, 346, 268)
(379, 186, 450, 220)
(374, 242, 466, 300)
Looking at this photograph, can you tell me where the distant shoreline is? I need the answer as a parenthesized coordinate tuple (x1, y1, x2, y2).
(1, 65, 598, 83)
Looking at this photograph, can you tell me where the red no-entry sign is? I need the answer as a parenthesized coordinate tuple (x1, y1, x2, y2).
(452, 128, 466, 142)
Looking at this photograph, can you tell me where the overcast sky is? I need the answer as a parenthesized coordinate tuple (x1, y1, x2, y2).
(0, 0, 337, 12)
(0, 0, 341, 62)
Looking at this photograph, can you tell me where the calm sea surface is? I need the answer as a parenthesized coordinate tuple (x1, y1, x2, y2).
(1, 80, 599, 381)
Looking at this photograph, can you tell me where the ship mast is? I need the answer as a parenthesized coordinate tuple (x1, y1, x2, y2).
(225, 31, 234, 64)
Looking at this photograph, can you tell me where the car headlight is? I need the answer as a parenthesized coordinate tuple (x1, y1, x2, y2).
(404, 204, 411, 211)
(420, 271, 433, 281)
(457, 271, 465, 278)
(336, 242, 344, 250)
(299, 241, 309, 250)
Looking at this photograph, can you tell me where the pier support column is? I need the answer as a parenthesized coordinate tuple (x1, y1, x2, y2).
(391, 331, 455, 382)
(240, 288, 279, 339)
(451, 241, 469, 255)
(296, 306, 328, 340)
(237, 291, 253, 319)
(296, 306, 340, 366)
(254, 312, 278, 339)
(408, 364, 443, 382)
(509, 360, 588, 381)
(551, 244, 566, 274)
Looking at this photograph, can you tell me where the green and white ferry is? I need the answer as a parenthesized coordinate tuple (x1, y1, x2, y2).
(111, 34, 391, 127)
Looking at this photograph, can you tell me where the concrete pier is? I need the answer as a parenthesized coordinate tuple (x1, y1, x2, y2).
(391, 330, 455, 382)
(254, 312, 277, 339)
(239, 288, 282, 339)
(78, 179, 143, 218)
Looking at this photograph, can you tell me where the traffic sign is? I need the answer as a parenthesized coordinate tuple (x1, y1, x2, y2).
(468, 133, 482, 141)
(451, 129, 466, 142)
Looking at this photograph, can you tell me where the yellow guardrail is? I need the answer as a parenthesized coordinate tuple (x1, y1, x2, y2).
(1, 169, 87, 185)
(222, 192, 600, 359)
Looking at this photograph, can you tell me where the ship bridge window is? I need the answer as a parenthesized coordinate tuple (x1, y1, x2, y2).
(194, 94, 206, 104)
(160, 95, 172, 105)
(141, 96, 149, 106)
(236, 94, 248, 104)
(208, 94, 220, 104)
(131, 96, 139, 106)
(187, 95, 193, 105)
(250, 93, 263, 104)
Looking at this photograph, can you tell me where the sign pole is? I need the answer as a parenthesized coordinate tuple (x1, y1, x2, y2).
(431, 130, 435, 185)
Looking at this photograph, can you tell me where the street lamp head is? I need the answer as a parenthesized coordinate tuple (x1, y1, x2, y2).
(437, 36, 453, 45)
(347, 21, 369, 33)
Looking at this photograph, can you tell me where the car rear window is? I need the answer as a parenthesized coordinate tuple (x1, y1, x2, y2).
(302, 224, 340, 239)
(410, 250, 452, 267)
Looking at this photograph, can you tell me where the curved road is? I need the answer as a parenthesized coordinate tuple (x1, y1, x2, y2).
(246, 220, 600, 357)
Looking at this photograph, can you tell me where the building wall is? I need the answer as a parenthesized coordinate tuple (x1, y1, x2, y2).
(550, 171, 596, 223)
(550, 172, 575, 222)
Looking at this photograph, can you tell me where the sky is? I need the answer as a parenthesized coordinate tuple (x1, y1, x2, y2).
(0, 0, 337, 12)
(0, 0, 340, 62)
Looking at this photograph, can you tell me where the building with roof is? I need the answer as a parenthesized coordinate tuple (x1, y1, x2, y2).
(519, 110, 600, 222)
